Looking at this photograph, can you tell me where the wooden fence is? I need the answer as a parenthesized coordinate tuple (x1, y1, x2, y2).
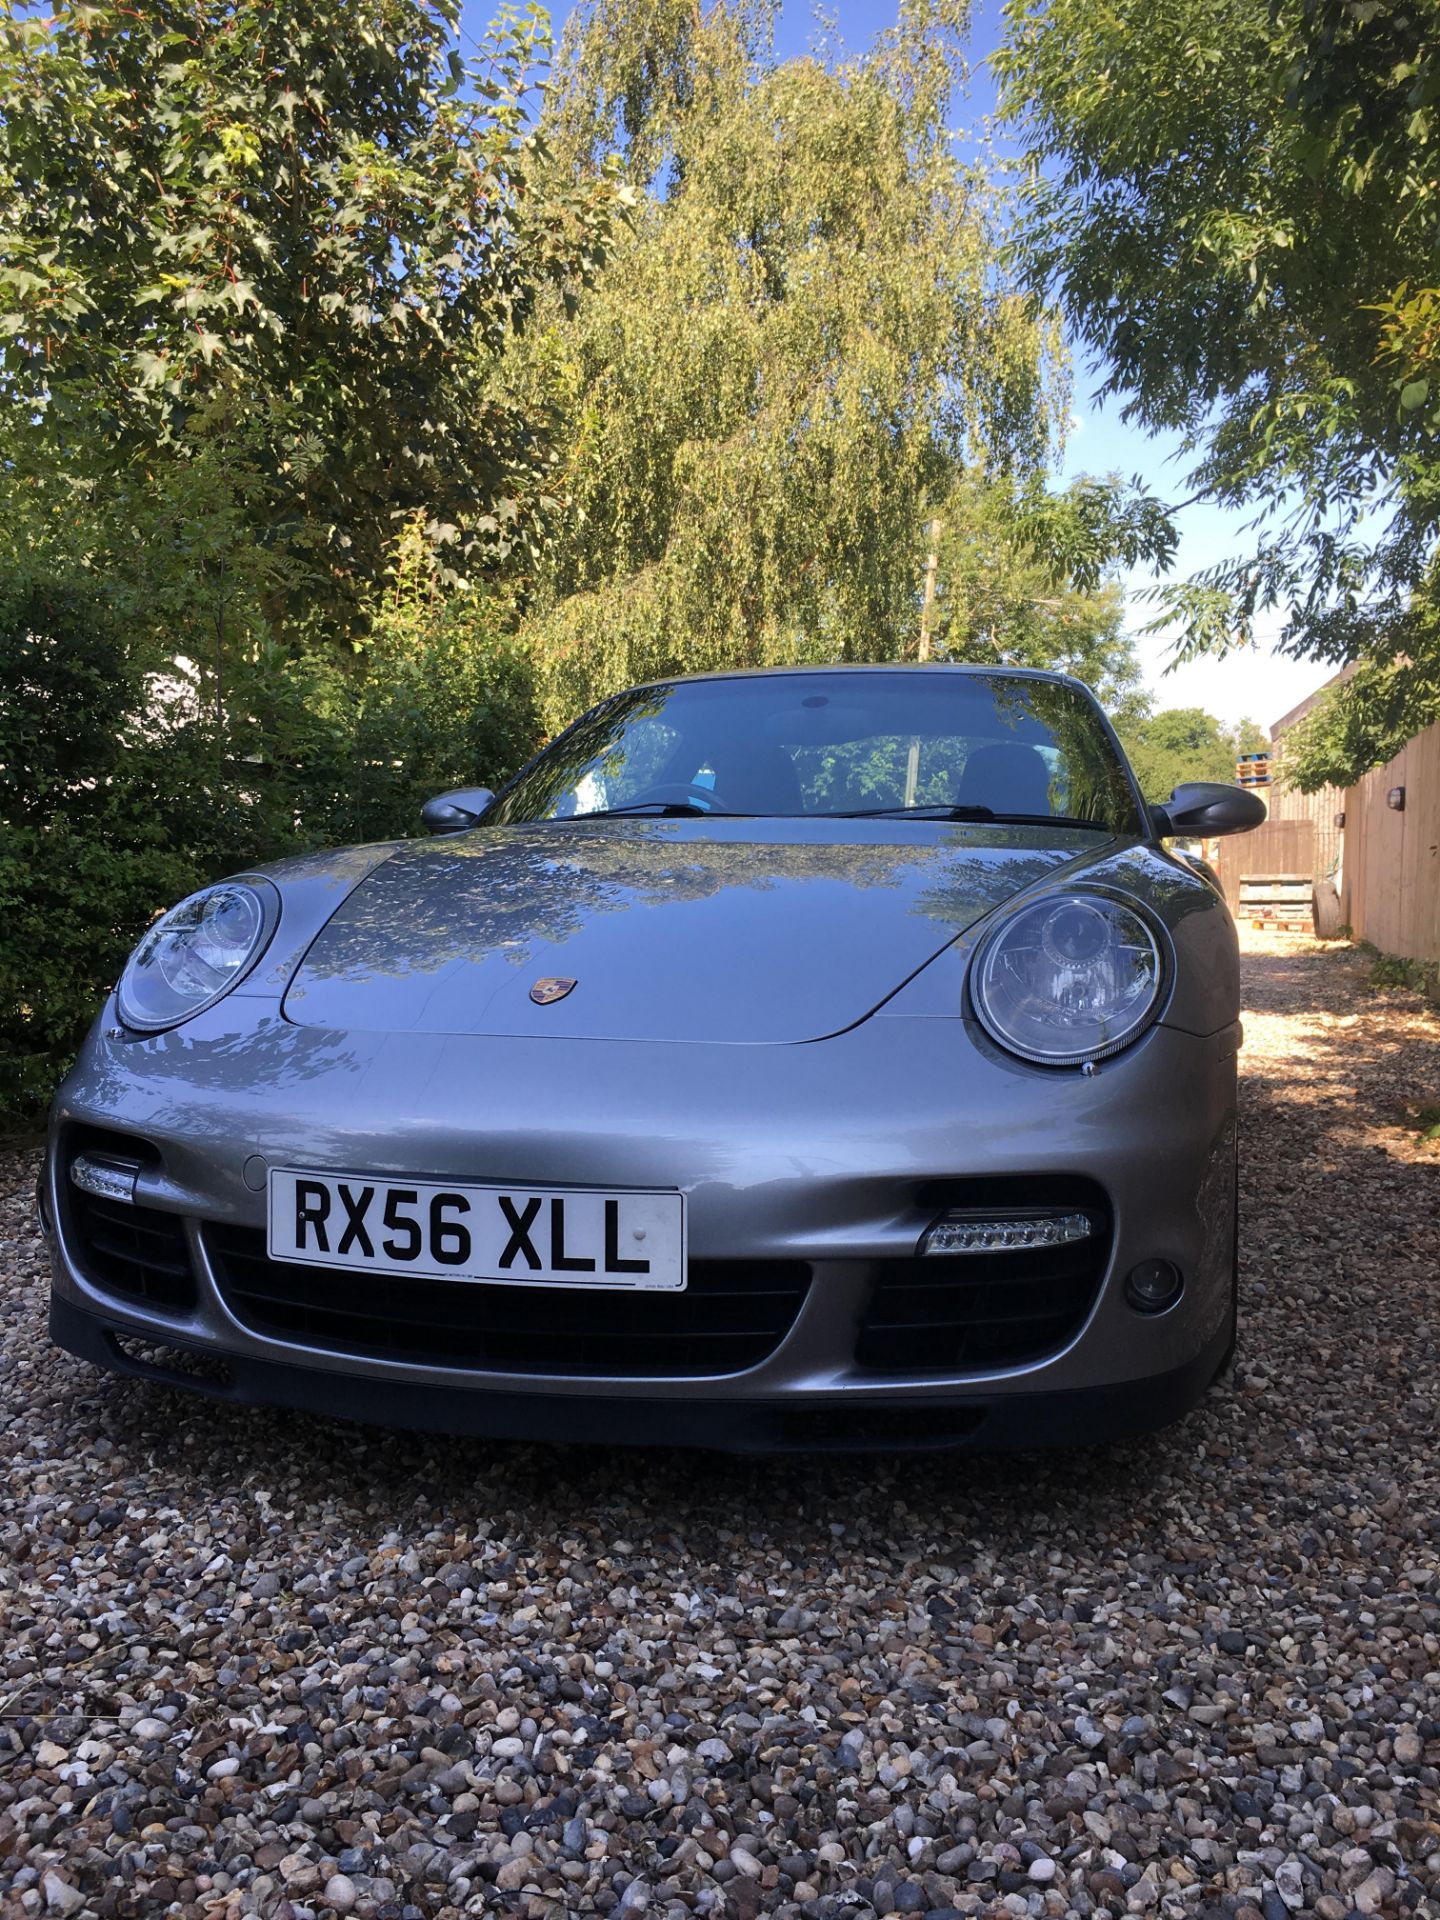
(1215, 686, 1440, 963)
(1263, 780, 1344, 890)
(1340, 719, 1440, 962)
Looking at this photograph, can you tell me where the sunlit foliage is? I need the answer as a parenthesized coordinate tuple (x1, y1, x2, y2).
(507, 0, 1162, 726)
(997, 0, 1440, 781)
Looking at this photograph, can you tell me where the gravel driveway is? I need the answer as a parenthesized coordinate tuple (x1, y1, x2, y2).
(2, 933, 1437, 1920)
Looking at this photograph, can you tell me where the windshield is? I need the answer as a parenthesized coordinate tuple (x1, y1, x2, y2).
(486, 671, 1143, 834)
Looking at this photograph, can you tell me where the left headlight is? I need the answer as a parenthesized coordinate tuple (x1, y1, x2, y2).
(117, 880, 278, 1033)
(970, 891, 1165, 1066)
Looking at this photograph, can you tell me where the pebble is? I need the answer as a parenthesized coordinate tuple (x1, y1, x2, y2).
(1394, 1727, 1424, 1767)
(41, 1872, 85, 1916)
(1273, 1857, 1305, 1910)
(1, 931, 1437, 1920)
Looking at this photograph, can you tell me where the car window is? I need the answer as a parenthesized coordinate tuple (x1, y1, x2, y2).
(542, 717, 684, 816)
(487, 672, 1142, 833)
(790, 736, 1076, 813)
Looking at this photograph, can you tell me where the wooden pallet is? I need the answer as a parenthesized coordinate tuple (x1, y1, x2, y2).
(1238, 873, 1313, 930)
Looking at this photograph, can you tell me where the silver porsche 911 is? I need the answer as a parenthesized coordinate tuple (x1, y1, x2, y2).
(43, 664, 1264, 1451)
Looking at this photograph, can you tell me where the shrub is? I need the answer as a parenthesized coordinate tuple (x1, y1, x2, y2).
(318, 530, 544, 845)
(0, 581, 212, 1121)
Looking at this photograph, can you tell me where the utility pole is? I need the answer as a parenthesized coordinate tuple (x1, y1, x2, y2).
(905, 518, 943, 805)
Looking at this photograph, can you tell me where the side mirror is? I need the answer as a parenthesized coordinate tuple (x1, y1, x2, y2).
(1151, 781, 1267, 839)
(421, 786, 495, 835)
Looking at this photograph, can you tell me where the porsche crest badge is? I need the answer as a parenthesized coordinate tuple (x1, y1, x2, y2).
(530, 977, 577, 1006)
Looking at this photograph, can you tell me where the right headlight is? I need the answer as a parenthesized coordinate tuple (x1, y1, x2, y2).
(116, 880, 278, 1032)
(970, 891, 1164, 1066)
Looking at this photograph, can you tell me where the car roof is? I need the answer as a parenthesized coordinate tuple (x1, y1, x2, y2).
(628, 662, 1096, 696)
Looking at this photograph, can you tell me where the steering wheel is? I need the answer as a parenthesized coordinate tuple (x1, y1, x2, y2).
(632, 780, 738, 814)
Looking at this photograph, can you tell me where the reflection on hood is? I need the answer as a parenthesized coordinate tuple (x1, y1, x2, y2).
(283, 817, 1109, 1045)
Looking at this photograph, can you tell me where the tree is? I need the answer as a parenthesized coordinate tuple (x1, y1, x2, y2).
(995, 0, 1440, 781)
(0, 0, 624, 645)
(0, 1, 619, 1124)
(1122, 706, 1267, 805)
(504, 0, 1160, 729)
(1279, 658, 1408, 792)
(928, 473, 1161, 727)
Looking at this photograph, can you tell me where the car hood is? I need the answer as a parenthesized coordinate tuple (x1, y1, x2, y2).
(281, 817, 1111, 1044)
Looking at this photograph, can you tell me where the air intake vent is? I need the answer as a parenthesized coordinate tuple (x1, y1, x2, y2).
(67, 1191, 197, 1310)
(206, 1226, 811, 1378)
(857, 1177, 1111, 1374)
(60, 1127, 197, 1312)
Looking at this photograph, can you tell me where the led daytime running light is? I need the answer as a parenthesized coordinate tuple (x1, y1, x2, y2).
(922, 1210, 1092, 1256)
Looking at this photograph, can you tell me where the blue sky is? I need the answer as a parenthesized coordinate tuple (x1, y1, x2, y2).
(461, 0, 1323, 733)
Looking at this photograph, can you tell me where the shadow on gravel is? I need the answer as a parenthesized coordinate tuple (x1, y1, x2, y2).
(1238, 947, 1440, 1175)
(1238, 944, 1346, 1013)
(55, 1359, 1220, 1566)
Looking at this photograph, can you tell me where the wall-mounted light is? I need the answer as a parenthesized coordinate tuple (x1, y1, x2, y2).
(1387, 786, 1406, 812)
(1334, 811, 1346, 829)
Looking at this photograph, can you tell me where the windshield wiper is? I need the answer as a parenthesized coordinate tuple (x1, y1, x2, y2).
(570, 801, 749, 819)
(831, 804, 1109, 830)
(832, 803, 995, 820)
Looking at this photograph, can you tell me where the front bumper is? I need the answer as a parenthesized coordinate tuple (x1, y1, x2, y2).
(44, 1003, 1240, 1450)
(49, 1292, 1233, 1451)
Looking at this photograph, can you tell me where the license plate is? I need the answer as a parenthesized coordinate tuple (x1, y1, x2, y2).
(266, 1170, 686, 1291)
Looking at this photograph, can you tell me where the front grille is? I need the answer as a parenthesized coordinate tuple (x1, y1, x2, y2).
(856, 1178, 1111, 1375)
(206, 1226, 811, 1377)
(67, 1190, 197, 1311)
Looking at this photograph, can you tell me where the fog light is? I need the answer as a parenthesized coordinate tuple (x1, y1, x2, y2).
(70, 1153, 140, 1205)
(1125, 1258, 1183, 1314)
(921, 1209, 1092, 1256)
